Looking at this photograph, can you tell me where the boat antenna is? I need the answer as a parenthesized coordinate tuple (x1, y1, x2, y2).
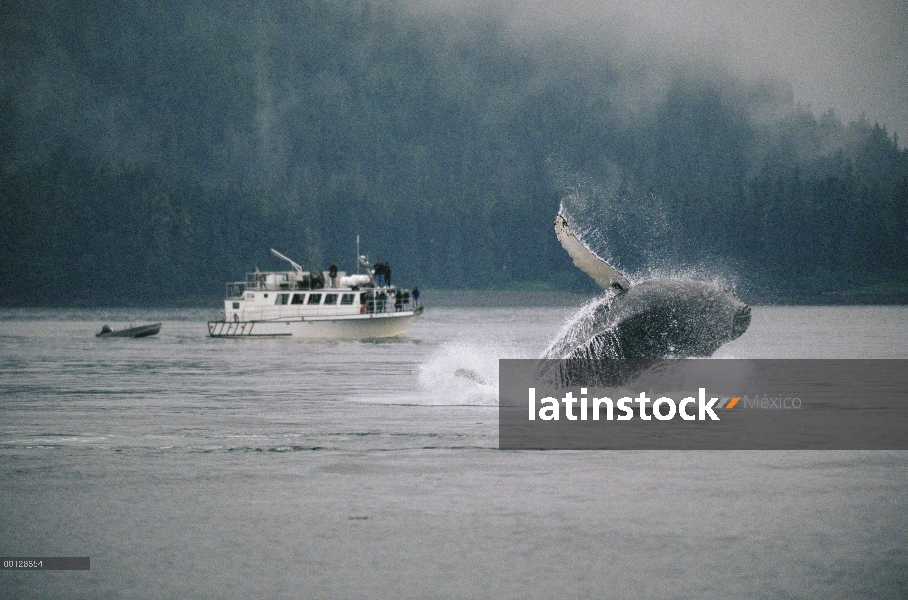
(356, 235, 360, 275)
(270, 248, 304, 274)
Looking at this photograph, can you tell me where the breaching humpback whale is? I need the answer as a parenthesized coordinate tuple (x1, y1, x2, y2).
(541, 214, 751, 385)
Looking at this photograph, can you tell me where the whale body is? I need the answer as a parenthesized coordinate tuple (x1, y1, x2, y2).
(544, 279, 751, 361)
(541, 214, 751, 386)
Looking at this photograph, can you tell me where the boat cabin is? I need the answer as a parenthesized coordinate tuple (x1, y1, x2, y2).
(210, 248, 422, 338)
(223, 268, 416, 322)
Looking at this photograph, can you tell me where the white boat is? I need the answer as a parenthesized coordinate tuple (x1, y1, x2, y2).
(207, 249, 422, 339)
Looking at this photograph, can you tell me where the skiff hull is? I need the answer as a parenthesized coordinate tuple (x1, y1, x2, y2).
(97, 323, 162, 338)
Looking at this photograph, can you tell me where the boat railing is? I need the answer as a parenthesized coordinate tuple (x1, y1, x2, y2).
(241, 271, 336, 292)
(360, 295, 418, 314)
(225, 275, 313, 297)
(246, 271, 297, 291)
(226, 280, 336, 296)
(225, 282, 246, 299)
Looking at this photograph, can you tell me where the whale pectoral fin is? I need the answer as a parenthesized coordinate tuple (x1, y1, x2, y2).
(555, 214, 631, 291)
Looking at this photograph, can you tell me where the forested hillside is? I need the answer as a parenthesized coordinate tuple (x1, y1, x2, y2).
(2, 0, 906, 305)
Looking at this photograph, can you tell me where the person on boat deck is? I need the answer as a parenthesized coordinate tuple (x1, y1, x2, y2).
(412, 287, 420, 308)
(385, 262, 391, 286)
(329, 263, 338, 288)
(373, 259, 384, 286)
(394, 289, 403, 311)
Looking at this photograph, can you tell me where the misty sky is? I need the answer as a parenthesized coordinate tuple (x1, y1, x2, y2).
(412, 0, 908, 140)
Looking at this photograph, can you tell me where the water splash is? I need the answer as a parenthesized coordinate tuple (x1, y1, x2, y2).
(540, 293, 611, 359)
(413, 342, 520, 405)
(631, 266, 738, 294)
(550, 161, 741, 293)
(554, 166, 672, 271)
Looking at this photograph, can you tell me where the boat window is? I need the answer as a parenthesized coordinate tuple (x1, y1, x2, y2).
(324, 294, 338, 305)
(232, 302, 240, 309)
(340, 294, 355, 305)
(307, 293, 322, 305)
(291, 293, 305, 305)
(275, 293, 289, 305)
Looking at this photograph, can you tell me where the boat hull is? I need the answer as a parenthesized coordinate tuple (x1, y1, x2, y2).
(207, 309, 421, 339)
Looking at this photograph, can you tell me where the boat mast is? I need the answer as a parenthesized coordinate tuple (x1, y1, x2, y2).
(356, 235, 360, 274)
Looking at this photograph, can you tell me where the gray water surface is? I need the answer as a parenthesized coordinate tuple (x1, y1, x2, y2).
(1, 305, 907, 598)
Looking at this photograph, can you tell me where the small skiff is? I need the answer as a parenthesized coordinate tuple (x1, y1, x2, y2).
(96, 323, 162, 338)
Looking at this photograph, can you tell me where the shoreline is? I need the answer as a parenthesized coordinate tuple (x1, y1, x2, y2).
(2, 289, 908, 309)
